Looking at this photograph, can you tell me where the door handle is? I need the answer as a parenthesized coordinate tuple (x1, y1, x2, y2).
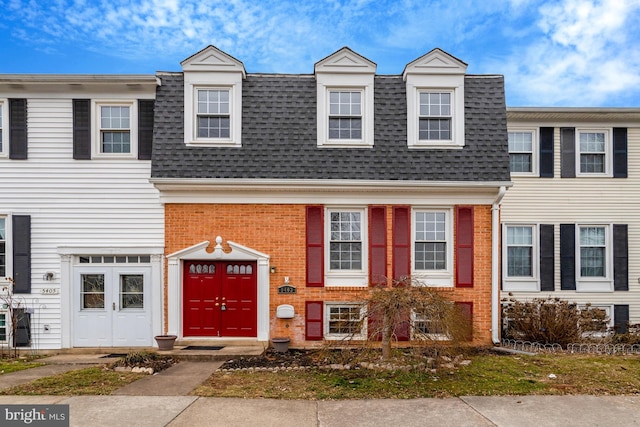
(112, 302, 116, 311)
(221, 303, 227, 311)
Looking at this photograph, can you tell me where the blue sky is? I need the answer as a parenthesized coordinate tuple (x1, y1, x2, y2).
(1, 0, 639, 107)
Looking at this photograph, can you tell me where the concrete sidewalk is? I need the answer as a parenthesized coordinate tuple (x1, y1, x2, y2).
(0, 394, 639, 426)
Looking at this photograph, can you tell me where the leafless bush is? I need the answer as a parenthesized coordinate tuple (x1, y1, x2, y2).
(502, 297, 608, 347)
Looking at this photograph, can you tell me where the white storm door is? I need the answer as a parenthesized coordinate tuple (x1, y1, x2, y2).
(74, 267, 112, 347)
(73, 266, 152, 347)
(112, 267, 152, 346)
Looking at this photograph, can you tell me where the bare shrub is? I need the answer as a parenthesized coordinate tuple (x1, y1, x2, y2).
(502, 297, 609, 347)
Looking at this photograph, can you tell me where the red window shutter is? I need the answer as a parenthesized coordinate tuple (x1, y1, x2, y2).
(305, 301, 323, 340)
(369, 206, 387, 287)
(392, 206, 410, 283)
(306, 206, 324, 287)
(455, 206, 474, 288)
(454, 302, 473, 341)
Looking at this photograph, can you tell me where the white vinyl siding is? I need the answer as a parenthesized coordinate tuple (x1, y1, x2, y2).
(0, 98, 163, 349)
(502, 123, 640, 321)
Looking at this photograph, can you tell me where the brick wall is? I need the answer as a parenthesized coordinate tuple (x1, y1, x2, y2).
(165, 203, 494, 346)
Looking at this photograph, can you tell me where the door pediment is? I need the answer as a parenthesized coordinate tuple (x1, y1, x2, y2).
(167, 236, 270, 262)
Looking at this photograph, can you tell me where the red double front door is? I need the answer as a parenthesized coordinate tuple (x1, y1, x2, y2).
(183, 261, 257, 337)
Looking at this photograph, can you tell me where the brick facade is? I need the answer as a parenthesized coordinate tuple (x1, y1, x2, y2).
(165, 203, 494, 346)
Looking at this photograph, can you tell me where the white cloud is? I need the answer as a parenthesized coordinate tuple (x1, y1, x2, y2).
(502, 0, 640, 105)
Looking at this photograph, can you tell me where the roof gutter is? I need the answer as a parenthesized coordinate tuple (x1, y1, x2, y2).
(491, 185, 507, 345)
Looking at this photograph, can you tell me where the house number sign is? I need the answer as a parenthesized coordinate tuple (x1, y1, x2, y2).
(278, 285, 297, 294)
(41, 288, 59, 295)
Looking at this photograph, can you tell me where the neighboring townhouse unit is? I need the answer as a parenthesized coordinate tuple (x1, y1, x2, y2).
(502, 108, 640, 333)
(0, 75, 164, 349)
(150, 46, 511, 347)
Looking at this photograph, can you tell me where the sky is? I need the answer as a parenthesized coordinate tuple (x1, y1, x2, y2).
(1, 0, 639, 107)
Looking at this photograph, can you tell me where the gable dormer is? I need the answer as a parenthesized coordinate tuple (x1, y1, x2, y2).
(403, 49, 467, 149)
(182, 46, 246, 147)
(314, 47, 376, 148)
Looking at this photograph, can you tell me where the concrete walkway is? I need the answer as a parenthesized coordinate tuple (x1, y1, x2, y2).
(0, 394, 639, 426)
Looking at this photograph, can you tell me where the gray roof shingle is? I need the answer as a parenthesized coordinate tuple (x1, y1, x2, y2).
(151, 73, 510, 182)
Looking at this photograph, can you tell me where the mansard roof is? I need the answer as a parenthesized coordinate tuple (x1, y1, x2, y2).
(151, 72, 510, 182)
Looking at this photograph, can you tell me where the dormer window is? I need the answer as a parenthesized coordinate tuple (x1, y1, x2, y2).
(197, 89, 230, 139)
(182, 46, 245, 147)
(329, 90, 362, 140)
(403, 49, 467, 149)
(419, 91, 452, 141)
(315, 47, 375, 148)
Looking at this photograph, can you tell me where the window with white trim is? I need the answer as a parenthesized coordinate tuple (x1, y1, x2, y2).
(197, 88, 230, 139)
(93, 101, 138, 158)
(0, 217, 5, 278)
(412, 310, 449, 340)
(579, 304, 612, 338)
(577, 130, 610, 175)
(576, 224, 612, 292)
(419, 92, 451, 141)
(502, 224, 539, 292)
(325, 303, 365, 339)
(328, 90, 362, 140)
(508, 130, 537, 174)
(412, 209, 453, 286)
(579, 226, 607, 278)
(325, 208, 368, 286)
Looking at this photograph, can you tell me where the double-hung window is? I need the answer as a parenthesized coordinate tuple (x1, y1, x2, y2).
(502, 224, 539, 292)
(506, 226, 533, 277)
(579, 226, 607, 278)
(418, 92, 451, 141)
(578, 130, 608, 175)
(508, 130, 536, 174)
(100, 106, 130, 154)
(197, 89, 230, 139)
(325, 208, 368, 286)
(412, 209, 452, 286)
(93, 101, 137, 158)
(328, 91, 362, 140)
(325, 303, 365, 339)
(412, 310, 449, 340)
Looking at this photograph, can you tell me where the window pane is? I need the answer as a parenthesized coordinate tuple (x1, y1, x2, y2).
(508, 247, 533, 276)
(121, 274, 144, 309)
(507, 226, 532, 245)
(102, 131, 131, 153)
(581, 247, 605, 277)
(198, 89, 229, 114)
(580, 227, 605, 246)
(329, 118, 361, 139)
(415, 242, 446, 270)
(580, 154, 605, 173)
(419, 92, 451, 117)
(579, 132, 605, 152)
(328, 306, 362, 334)
(419, 118, 451, 140)
(81, 274, 105, 309)
(329, 91, 361, 116)
(508, 132, 533, 152)
(414, 212, 447, 270)
(510, 153, 532, 173)
(101, 106, 130, 129)
(198, 117, 230, 138)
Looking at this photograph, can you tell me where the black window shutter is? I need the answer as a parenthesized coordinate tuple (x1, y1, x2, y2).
(539, 127, 554, 177)
(9, 99, 28, 160)
(613, 128, 628, 178)
(539, 224, 554, 291)
(560, 127, 575, 178)
(73, 99, 91, 160)
(138, 100, 154, 160)
(12, 215, 31, 294)
(559, 224, 575, 290)
(613, 224, 628, 291)
(614, 305, 629, 334)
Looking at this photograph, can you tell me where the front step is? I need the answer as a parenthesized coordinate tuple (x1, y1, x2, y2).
(160, 344, 265, 361)
(175, 338, 266, 348)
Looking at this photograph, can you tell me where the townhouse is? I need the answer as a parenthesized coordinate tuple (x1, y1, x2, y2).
(150, 46, 511, 347)
(502, 108, 640, 332)
(0, 75, 164, 349)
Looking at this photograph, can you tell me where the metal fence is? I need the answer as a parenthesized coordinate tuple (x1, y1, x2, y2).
(501, 339, 640, 355)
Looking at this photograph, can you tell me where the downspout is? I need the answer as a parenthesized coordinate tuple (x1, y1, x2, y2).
(491, 186, 507, 345)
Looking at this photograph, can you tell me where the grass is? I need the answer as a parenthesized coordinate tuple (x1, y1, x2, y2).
(192, 353, 640, 399)
(0, 358, 45, 375)
(0, 367, 146, 395)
